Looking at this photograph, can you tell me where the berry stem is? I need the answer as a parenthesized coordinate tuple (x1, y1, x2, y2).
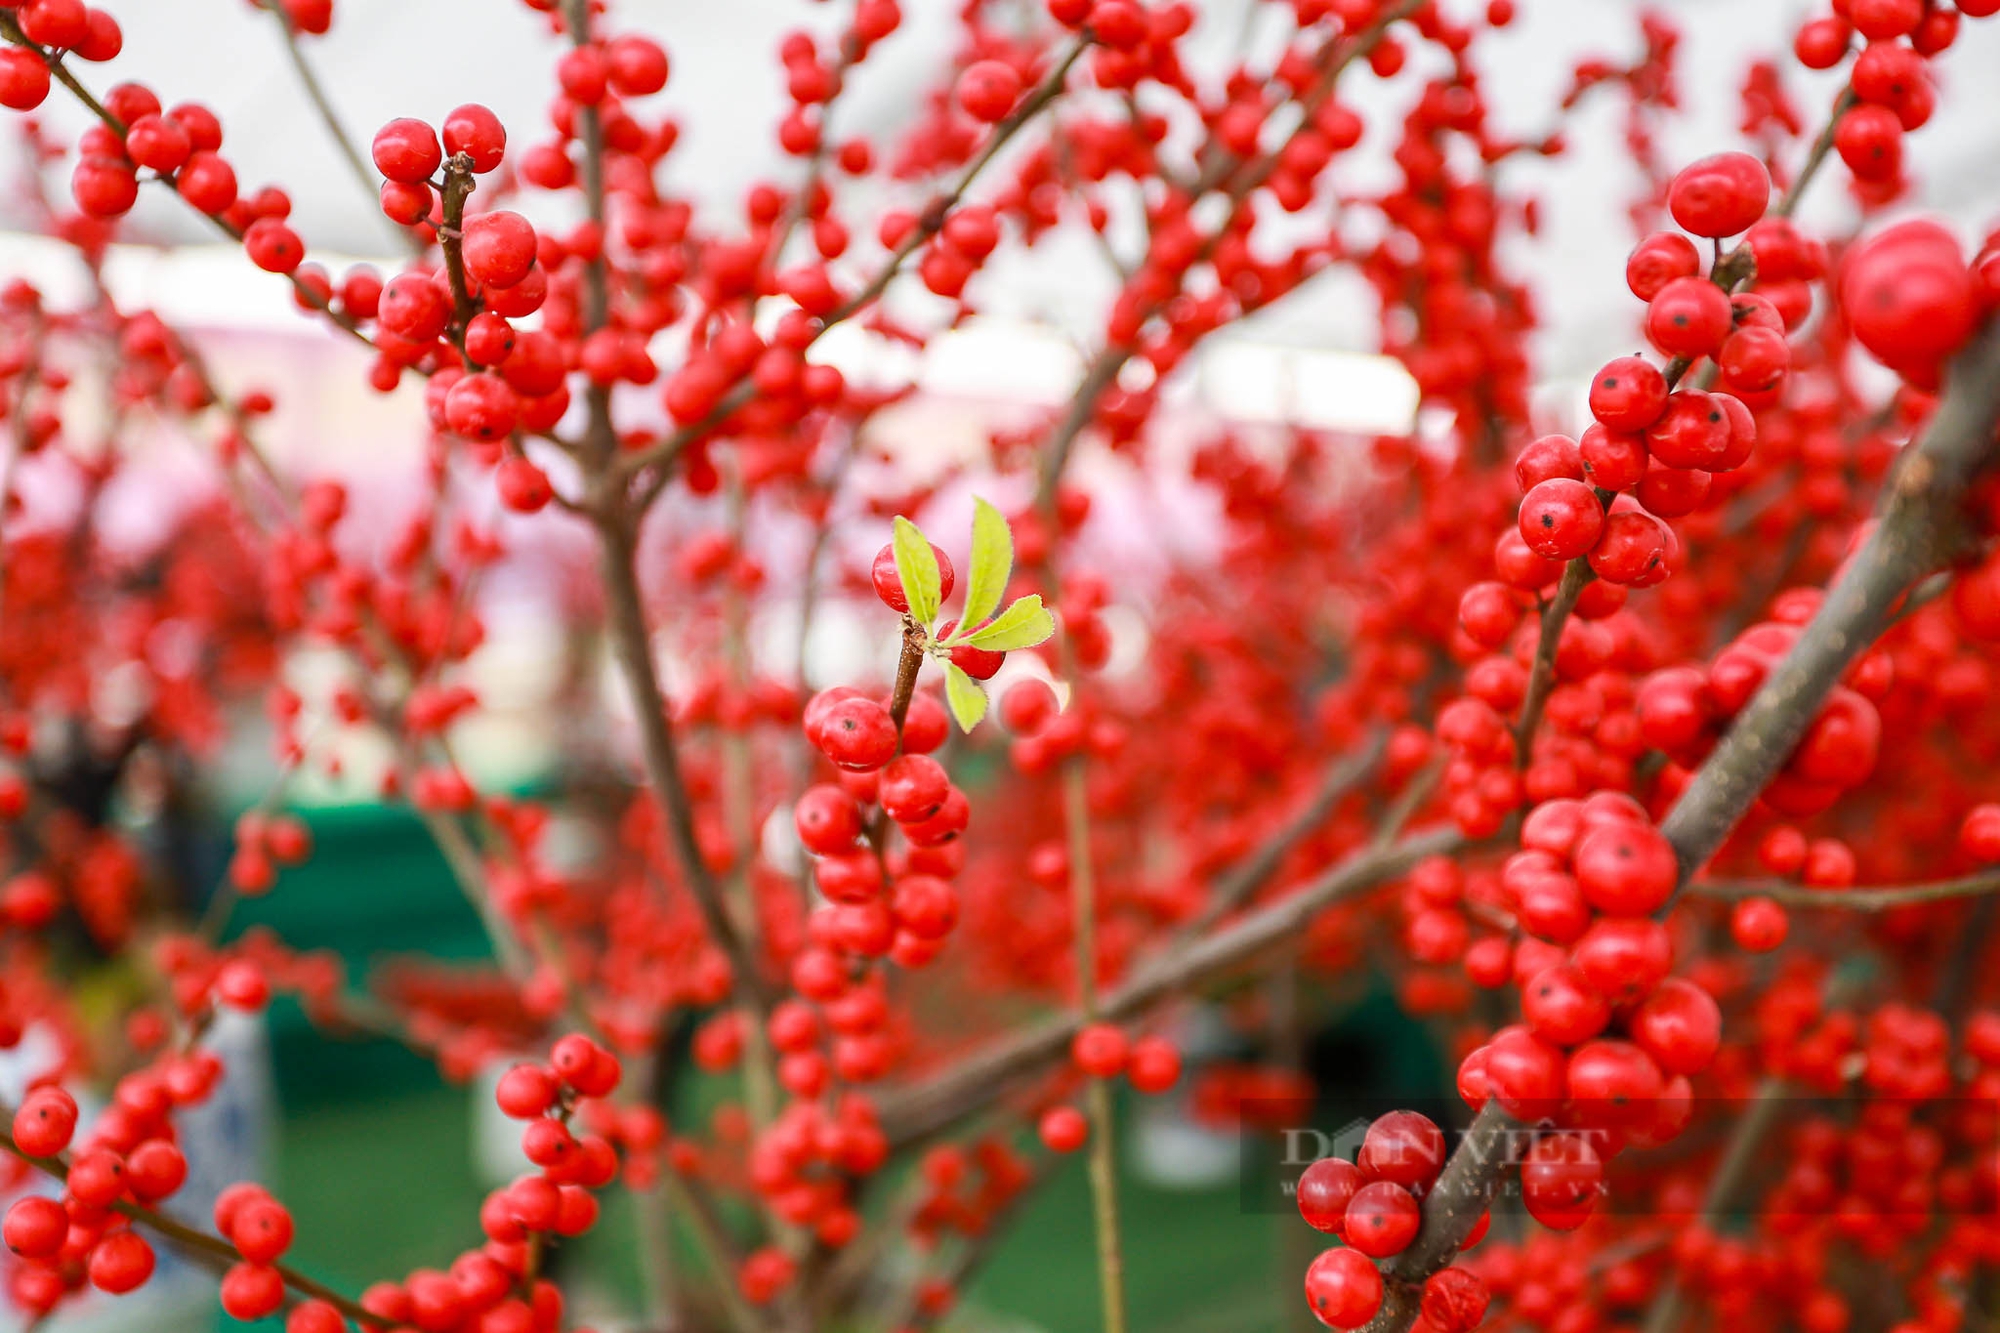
(1686, 867, 2000, 910)
(254, 0, 413, 254)
(1065, 757, 1129, 1333)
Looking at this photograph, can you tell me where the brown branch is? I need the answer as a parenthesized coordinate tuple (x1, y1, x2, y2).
(2, 1120, 384, 1328)
(1687, 867, 2000, 911)
(595, 515, 776, 1013)
(1174, 729, 1389, 943)
(1359, 316, 2000, 1332)
(876, 823, 1466, 1147)
(0, 14, 375, 348)
(254, 0, 414, 253)
(616, 37, 1093, 494)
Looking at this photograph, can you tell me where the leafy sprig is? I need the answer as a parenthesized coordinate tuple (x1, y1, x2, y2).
(892, 498, 1056, 731)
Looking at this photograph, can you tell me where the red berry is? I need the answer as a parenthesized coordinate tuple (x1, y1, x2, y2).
(1667, 152, 1770, 238)
(1342, 1180, 1420, 1257)
(462, 211, 538, 290)
(1646, 276, 1733, 357)
(957, 60, 1023, 123)
(1071, 1022, 1129, 1078)
(870, 541, 955, 614)
(373, 117, 443, 184)
(1518, 478, 1605, 561)
(1304, 1246, 1383, 1329)
(1357, 1111, 1445, 1189)
(1520, 1132, 1602, 1230)
(1127, 1035, 1182, 1093)
(442, 104, 507, 173)
(3, 1197, 67, 1259)
(1039, 1105, 1087, 1152)
(87, 1231, 156, 1295)
(1297, 1156, 1362, 1235)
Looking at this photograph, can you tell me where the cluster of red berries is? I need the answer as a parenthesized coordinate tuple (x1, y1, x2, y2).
(1034, 1021, 1183, 1152)
(1292, 1110, 1489, 1329)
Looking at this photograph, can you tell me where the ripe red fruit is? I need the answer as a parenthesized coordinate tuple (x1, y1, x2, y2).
(1482, 1027, 1566, 1121)
(1000, 678, 1059, 734)
(1071, 1022, 1129, 1078)
(878, 754, 949, 823)
(1342, 1180, 1420, 1257)
(72, 156, 138, 218)
(373, 117, 443, 184)
(230, 1196, 295, 1263)
(1588, 510, 1670, 587)
(221, 1260, 286, 1320)
(812, 695, 899, 771)
(795, 784, 863, 854)
(1630, 977, 1722, 1076)
(1626, 231, 1700, 301)
(1840, 221, 1977, 371)
(1357, 1111, 1445, 1189)
(1297, 1156, 1362, 1235)
(13, 1088, 78, 1157)
(1304, 1246, 1383, 1329)
(870, 541, 956, 614)
(1421, 1267, 1491, 1333)
(1566, 1038, 1666, 1129)
(442, 103, 506, 171)
(1571, 820, 1678, 914)
(3, 1196, 67, 1259)
(1127, 1035, 1182, 1093)
(0, 49, 52, 112)
(607, 35, 670, 95)
(87, 1231, 157, 1294)
(957, 60, 1023, 123)
(496, 1063, 559, 1118)
(1645, 276, 1733, 357)
(378, 272, 452, 343)
(1731, 896, 1789, 951)
(1520, 1132, 1603, 1230)
(1522, 962, 1611, 1046)
(462, 211, 538, 290)
(1589, 356, 1669, 432)
(1038, 1105, 1087, 1152)
(496, 456, 553, 513)
(1667, 152, 1771, 238)
(1518, 478, 1605, 560)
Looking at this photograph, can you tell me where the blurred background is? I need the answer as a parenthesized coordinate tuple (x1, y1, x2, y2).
(4, 1, 2000, 1330)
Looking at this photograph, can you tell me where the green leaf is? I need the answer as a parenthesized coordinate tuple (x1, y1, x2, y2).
(944, 662, 988, 732)
(963, 594, 1056, 651)
(891, 516, 942, 625)
(955, 497, 1013, 637)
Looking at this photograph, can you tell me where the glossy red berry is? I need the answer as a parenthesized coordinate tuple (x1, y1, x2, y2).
(1667, 152, 1770, 238)
(1518, 479, 1605, 561)
(1071, 1023, 1129, 1078)
(1304, 1246, 1383, 1329)
(3, 1196, 67, 1259)
(957, 60, 1023, 123)
(1646, 276, 1733, 357)
(1039, 1105, 1087, 1152)
(87, 1231, 157, 1294)
(373, 117, 443, 184)
(1342, 1180, 1420, 1257)
(1357, 1111, 1445, 1189)
(1520, 1132, 1602, 1230)
(870, 541, 956, 613)
(1297, 1156, 1362, 1235)
(442, 103, 507, 171)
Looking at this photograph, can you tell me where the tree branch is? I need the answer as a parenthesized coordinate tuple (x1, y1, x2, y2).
(1358, 316, 2000, 1332)
(596, 514, 777, 1014)
(876, 823, 1466, 1147)
(1686, 867, 2000, 911)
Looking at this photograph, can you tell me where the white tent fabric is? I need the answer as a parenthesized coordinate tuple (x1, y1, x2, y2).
(0, 0, 1996, 381)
